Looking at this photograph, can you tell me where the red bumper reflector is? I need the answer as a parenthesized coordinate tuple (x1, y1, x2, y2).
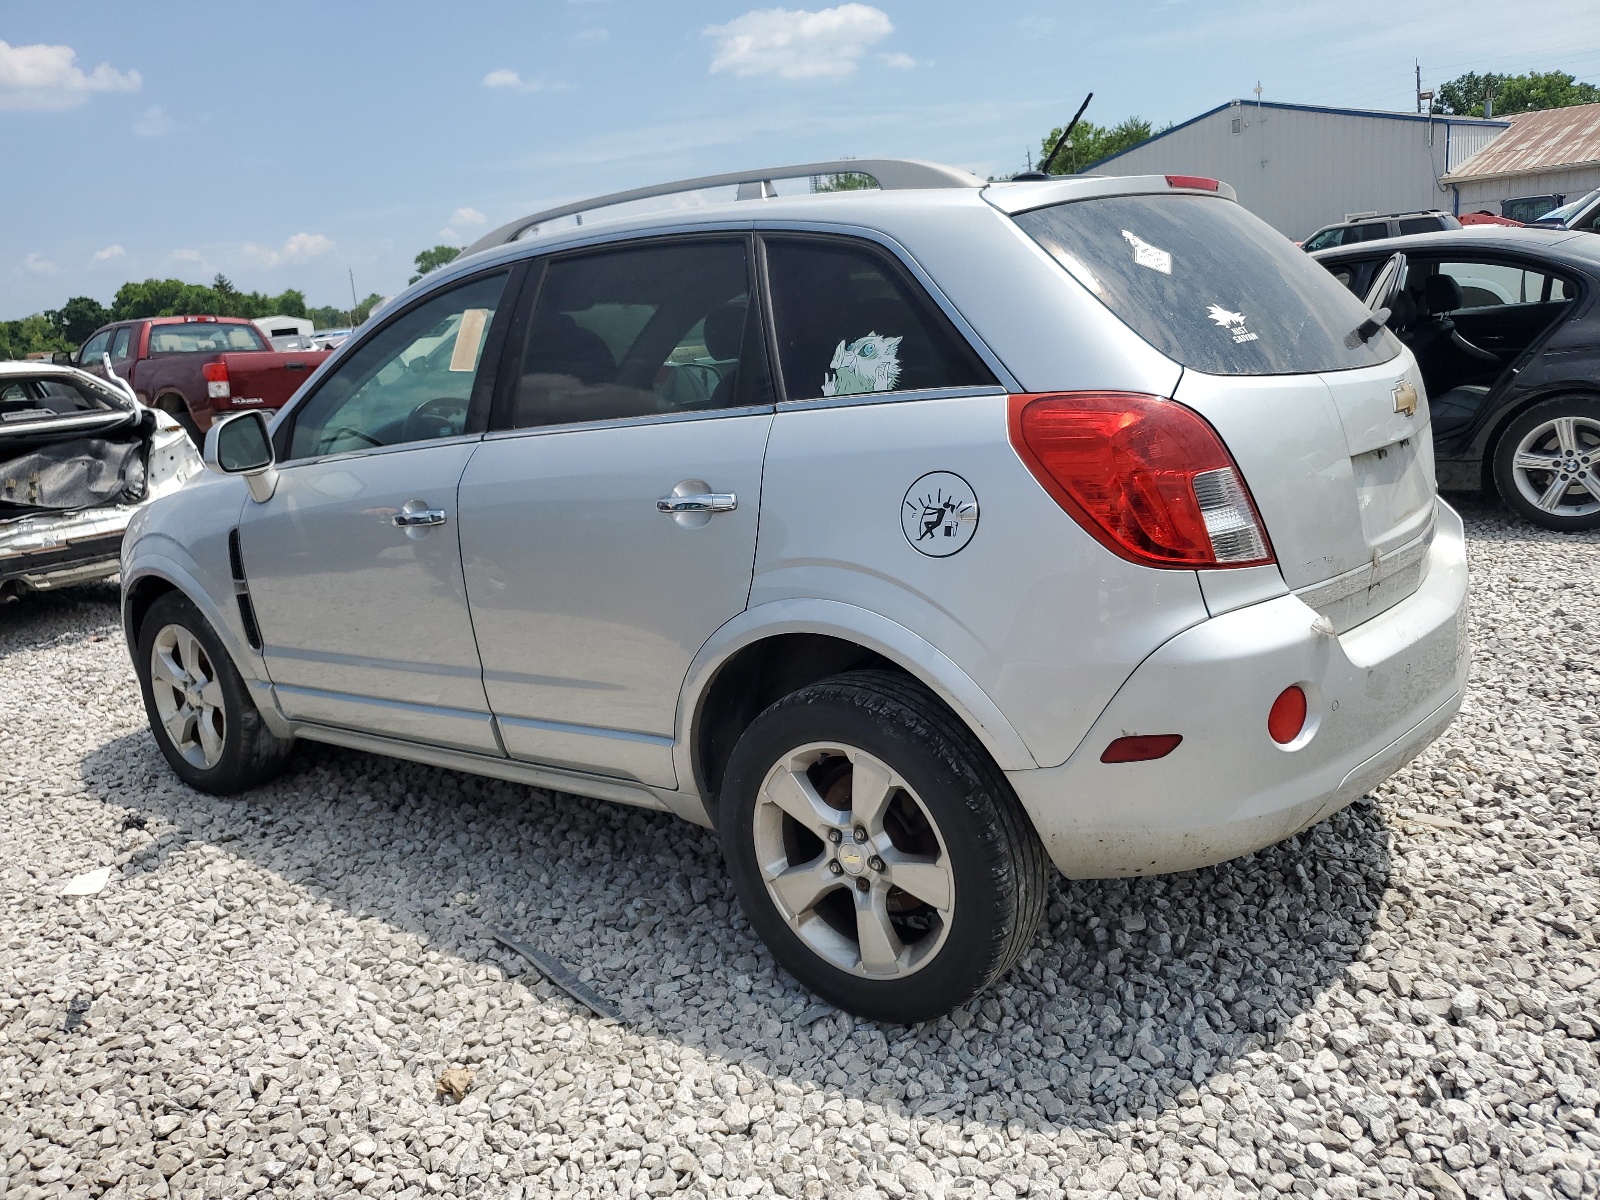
(1100, 734, 1183, 764)
(1268, 686, 1308, 744)
(1166, 174, 1220, 191)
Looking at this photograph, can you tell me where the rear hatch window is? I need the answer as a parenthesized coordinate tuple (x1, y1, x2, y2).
(1014, 194, 1401, 376)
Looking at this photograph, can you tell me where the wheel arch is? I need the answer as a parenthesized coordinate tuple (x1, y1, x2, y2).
(678, 600, 1038, 815)
(1478, 384, 1600, 491)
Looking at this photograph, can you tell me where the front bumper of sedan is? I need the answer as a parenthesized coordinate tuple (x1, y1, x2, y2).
(1008, 502, 1470, 879)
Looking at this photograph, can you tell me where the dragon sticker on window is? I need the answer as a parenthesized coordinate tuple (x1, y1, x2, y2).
(822, 332, 902, 396)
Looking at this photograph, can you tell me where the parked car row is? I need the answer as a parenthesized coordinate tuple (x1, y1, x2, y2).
(120, 161, 1471, 1021)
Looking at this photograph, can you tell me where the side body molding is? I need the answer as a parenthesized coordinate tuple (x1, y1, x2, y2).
(675, 598, 1041, 799)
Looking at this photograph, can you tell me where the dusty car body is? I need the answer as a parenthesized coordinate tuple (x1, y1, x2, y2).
(1, 363, 202, 598)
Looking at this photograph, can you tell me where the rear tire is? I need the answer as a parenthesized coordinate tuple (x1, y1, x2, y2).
(156, 395, 202, 447)
(1492, 394, 1600, 531)
(134, 591, 293, 794)
(718, 669, 1048, 1023)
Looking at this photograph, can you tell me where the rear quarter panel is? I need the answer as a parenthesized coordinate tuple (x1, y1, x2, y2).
(752, 391, 1211, 769)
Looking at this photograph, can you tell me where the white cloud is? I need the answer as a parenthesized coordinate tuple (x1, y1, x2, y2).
(880, 51, 914, 69)
(0, 40, 140, 111)
(703, 5, 893, 80)
(92, 244, 126, 263)
(23, 252, 57, 275)
(574, 27, 609, 44)
(170, 249, 204, 265)
(483, 69, 544, 92)
(133, 105, 172, 137)
(282, 232, 333, 261)
(451, 207, 487, 227)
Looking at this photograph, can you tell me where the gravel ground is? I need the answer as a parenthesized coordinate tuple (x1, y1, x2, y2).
(2, 496, 1598, 1200)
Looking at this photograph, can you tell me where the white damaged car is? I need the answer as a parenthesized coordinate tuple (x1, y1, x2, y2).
(1, 362, 202, 600)
(120, 160, 1469, 1021)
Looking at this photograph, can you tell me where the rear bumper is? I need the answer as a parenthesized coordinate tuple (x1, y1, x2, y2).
(0, 510, 130, 590)
(1008, 501, 1470, 878)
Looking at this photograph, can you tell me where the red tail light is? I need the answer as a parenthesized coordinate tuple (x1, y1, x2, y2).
(1100, 734, 1183, 763)
(203, 361, 231, 400)
(1166, 175, 1220, 191)
(1008, 392, 1273, 568)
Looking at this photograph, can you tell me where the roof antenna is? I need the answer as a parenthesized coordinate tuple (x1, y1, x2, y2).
(1017, 92, 1093, 181)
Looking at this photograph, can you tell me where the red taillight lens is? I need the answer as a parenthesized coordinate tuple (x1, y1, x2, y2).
(202, 362, 229, 383)
(1268, 685, 1308, 744)
(1009, 392, 1274, 568)
(1166, 175, 1220, 191)
(1100, 734, 1183, 763)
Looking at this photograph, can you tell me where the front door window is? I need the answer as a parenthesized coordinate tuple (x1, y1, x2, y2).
(287, 272, 509, 459)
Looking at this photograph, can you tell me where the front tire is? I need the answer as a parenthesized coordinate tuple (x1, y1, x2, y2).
(135, 591, 293, 794)
(1492, 394, 1600, 530)
(718, 670, 1047, 1023)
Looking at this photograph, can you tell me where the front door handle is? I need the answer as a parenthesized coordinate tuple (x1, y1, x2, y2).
(393, 502, 448, 528)
(656, 493, 737, 514)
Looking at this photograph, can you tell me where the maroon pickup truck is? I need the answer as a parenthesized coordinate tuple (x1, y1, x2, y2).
(76, 316, 331, 442)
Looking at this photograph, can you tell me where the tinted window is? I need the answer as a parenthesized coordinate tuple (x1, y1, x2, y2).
(78, 329, 111, 365)
(1432, 261, 1575, 309)
(287, 271, 508, 460)
(148, 323, 267, 353)
(763, 237, 996, 401)
(1352, 222, 1391, 242)
(507, 240, 771, 429)
(1398, 217, 1442, 236)
(1015, 194, 1400, 375)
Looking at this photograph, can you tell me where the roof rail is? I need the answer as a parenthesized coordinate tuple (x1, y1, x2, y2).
(462, 158, 982, 255)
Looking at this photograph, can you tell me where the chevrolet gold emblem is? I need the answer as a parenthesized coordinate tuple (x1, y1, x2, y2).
(1393, 380, 1418, 417)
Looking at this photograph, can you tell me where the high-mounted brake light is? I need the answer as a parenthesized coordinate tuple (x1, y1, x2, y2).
(183, 315, 219, 323)
(203, 361, 231, 400)
(1165, 175, 1220, 192)
(1008, 392, 1273, 568)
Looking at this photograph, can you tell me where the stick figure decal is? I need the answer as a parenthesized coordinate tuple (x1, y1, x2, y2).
(901, 472, 979, 558)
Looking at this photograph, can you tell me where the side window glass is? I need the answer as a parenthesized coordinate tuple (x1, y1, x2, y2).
(110, 328, 132, 360)
(763, 238, 997, 401)
(79, 330, 111, 366)
(1397, 217, 1440, 236)
(508, 240, 771, 429)
(1354, 223, 1390, 242)
(287, 272, 508, 460)
(1436, 261, 1566, 310)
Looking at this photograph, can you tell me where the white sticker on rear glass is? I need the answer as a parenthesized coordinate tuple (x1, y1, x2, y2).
(1207, 305, 1259, 344)
(1121, 230, 1172, 274)
(823, 332, 901, 396)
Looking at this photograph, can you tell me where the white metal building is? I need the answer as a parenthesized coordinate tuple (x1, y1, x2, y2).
(1442, 102, 1600, 216)
(1084, 100, 1509, 241)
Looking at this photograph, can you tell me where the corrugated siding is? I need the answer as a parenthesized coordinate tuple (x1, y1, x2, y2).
(1086, 104, 1506, 240)
(1454, 166, 1600, 214)
(1446, 125, 1504, 174)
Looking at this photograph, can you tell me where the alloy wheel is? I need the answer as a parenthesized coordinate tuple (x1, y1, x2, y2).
(752, 743, 955, 979)
(148, 623, 227, 769)
(1509, 414, 1600, 518)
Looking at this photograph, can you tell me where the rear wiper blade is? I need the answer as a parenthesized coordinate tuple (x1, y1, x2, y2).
(1348, 306, 1391, 347)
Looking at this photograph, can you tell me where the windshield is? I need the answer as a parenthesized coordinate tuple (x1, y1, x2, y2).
(1014, 193, 1400, 375)
(1531, 188, 1600, 225)
(148, 323, 267, 353)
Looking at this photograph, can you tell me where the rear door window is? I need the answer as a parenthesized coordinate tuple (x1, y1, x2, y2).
(762, 237, 997, 401)
(504, 239, 773, 429)
(1436, 261, 1574, 309)
(1014, 194, 1400, 375)
(1398, 217, 1442, 235)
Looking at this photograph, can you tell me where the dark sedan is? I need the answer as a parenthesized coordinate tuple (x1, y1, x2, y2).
(1313, 227, 1600, 530)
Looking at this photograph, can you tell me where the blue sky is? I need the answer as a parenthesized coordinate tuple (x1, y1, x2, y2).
(5, 0, 1599, 319)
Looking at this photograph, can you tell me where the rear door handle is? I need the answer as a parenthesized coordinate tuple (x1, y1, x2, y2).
(656, 493, 736, 514)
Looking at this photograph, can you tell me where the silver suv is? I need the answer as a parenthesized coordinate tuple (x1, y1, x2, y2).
(122, 159, 1469, 1022)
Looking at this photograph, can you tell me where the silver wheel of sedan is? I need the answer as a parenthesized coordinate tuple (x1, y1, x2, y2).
(148, 622, 228, 769)
(752, 742, 955, 980)
(1509, 414, 1600, 519)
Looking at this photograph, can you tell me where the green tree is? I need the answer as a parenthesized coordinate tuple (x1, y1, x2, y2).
(812, 172, 876, 192)
(1037, 116, 1155, 174)
(0, 314, 70, 361)
(1433, 70, 1600, 117)
(409, 245, 460, 285)
(48, 297, 110, 346)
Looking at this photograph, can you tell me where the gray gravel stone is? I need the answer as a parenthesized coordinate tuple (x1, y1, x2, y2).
(2, 497, 1598, 1199)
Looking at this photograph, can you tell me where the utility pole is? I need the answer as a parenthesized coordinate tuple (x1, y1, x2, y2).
(348, 268, 359, 326)
(1416, 60, 1422, 114)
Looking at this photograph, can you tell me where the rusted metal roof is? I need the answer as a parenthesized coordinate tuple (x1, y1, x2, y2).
(1445, 102, 1600, 182)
